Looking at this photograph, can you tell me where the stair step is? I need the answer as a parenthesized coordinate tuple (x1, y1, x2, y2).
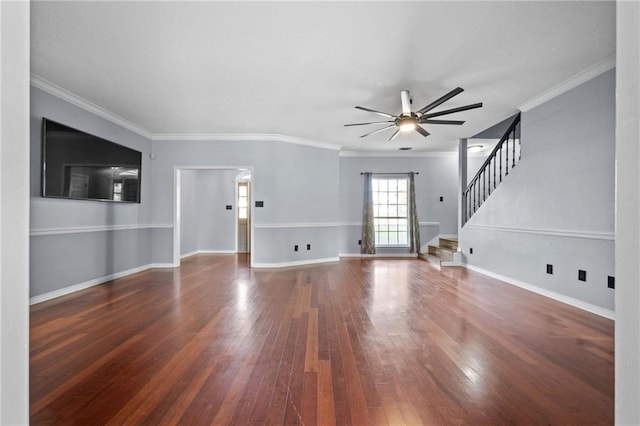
(439, 237, 458, 251)
(428, 245, 454, 261)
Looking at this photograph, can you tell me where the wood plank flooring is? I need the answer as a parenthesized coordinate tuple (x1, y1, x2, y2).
(30, 255, 614, 425)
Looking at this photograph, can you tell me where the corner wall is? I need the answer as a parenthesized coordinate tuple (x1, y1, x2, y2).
(460, 69, 615, 313)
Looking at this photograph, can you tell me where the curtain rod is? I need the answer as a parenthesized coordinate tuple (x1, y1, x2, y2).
(360, 172, 419, 175)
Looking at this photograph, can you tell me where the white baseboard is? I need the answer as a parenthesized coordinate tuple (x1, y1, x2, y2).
(149, 263, 176, 269)
(181, 250, 237, 259)
(339, 253, 419, 258)
(30, 262, 178, 305)
(464, 264, 615, 320)
(253, 257, 340, 268)
(30, 264, 148, 305)
(180, 250, 198, 259)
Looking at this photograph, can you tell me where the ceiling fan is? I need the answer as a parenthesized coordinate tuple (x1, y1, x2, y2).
(345, 87, 483, 141)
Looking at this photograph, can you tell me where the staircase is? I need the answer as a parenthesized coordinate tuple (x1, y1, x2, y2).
(463, 113, 521, 224)
(422, 236, 461, 266)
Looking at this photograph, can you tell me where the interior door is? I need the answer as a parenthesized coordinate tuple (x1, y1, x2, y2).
(68, 172, 89, 198)
(237, 182, 251, 253)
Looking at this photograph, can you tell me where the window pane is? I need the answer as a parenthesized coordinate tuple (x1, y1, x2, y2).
(388, 232, 398, 245)
(398, 192, 407, 204)
(397, 179, 407, 192)
(398, 232, 408, 245)
(239, 186, 247, 196)
(388, 192, 398, 204)
(398, 205, 407, 217)
(378, 192, 388, 204)
(239, 198, 247, 208)
(387, 205, 397, 217)
(372, 179, 379, 191)
(378, 205, 388, 217)
(388, 179, 398, 191)
(378, 180, 387, 191)
(378, 232, 388, 245)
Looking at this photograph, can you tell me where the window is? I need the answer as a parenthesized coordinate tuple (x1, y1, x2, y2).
(238, 184, 248, 219)
(112, 181, 123, 201)
(372, 177, 409, 246)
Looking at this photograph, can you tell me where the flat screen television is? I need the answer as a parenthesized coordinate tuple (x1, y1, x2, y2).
(42, 118, 142, 203)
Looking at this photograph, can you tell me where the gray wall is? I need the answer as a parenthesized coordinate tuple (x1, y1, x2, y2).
(460, 69, 615, 311)
(196, 170, 238, 252)
(30, 87, 154, 297)
(179, 169, 198, 255)
(338, 155, 459, 254)
(180, 169, 238, 256)
(150, 139, 340, 266)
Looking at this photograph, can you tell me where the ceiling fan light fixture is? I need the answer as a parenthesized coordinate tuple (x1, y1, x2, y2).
(398, 116, 417, 132)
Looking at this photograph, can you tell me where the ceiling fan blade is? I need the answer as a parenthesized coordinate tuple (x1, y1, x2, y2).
(419, 119, 465, 125)
(423, 102, 483, 119)
(414, 125, 430, 137)
(359, 124, 396, 138)
(355, 105, 396, 118)
(416, 87, 464, 115)
(344, 120, 395, 127)
(388, 129, 401, 141)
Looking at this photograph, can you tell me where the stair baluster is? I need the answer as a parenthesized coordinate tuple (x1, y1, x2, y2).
(462, 113, 521, 225)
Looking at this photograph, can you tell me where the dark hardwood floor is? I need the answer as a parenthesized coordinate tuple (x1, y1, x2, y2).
(30, 255, 614, 425)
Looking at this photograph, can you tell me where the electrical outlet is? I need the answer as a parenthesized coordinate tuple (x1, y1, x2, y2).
(578, 270, 587, 282)
(358, 240, 362, 245)
(225, 205, 232, 210)
(469, 247, 473, 254)
(608, 276, 615, 289)
(294, 245, 298, 252)
(307, 244, 311, 250)
(439, 196, 444, 202)
(546, 264, 553, 274)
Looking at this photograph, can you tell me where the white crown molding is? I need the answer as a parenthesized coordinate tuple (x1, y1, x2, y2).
(254, 222, 340, 229)
(464, 264, 614, 320)
(152, 133, 342, 151)
(339, 150, 457, 158)
(30, 74, 153, 139)
(31, 74, 342, 151)
(464, 223, 614, 241)
(30, 223, 173, 236)
(252, 257, 340, 268)
(518, 54, 616, 112)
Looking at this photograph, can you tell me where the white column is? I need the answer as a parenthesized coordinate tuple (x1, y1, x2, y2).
(0, 1, 30, 423)
(615, 1, 640, 424)
(458, 138, 467, 233)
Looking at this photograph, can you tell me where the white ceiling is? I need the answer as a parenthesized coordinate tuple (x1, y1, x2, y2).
(31, 1, 615, 153)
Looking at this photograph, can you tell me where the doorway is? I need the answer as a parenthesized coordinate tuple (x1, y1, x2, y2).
(236, 175, 251, 254)
(173, 166, 254, 267)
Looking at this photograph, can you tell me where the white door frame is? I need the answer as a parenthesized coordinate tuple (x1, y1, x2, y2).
(173, 165, 255, 267)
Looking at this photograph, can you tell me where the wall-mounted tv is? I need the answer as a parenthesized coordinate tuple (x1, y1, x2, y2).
(42, 118, 142, 203)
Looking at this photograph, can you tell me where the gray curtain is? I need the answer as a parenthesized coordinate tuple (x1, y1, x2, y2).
(361, 172, 376, 254)
(408, 172, 421, 253)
